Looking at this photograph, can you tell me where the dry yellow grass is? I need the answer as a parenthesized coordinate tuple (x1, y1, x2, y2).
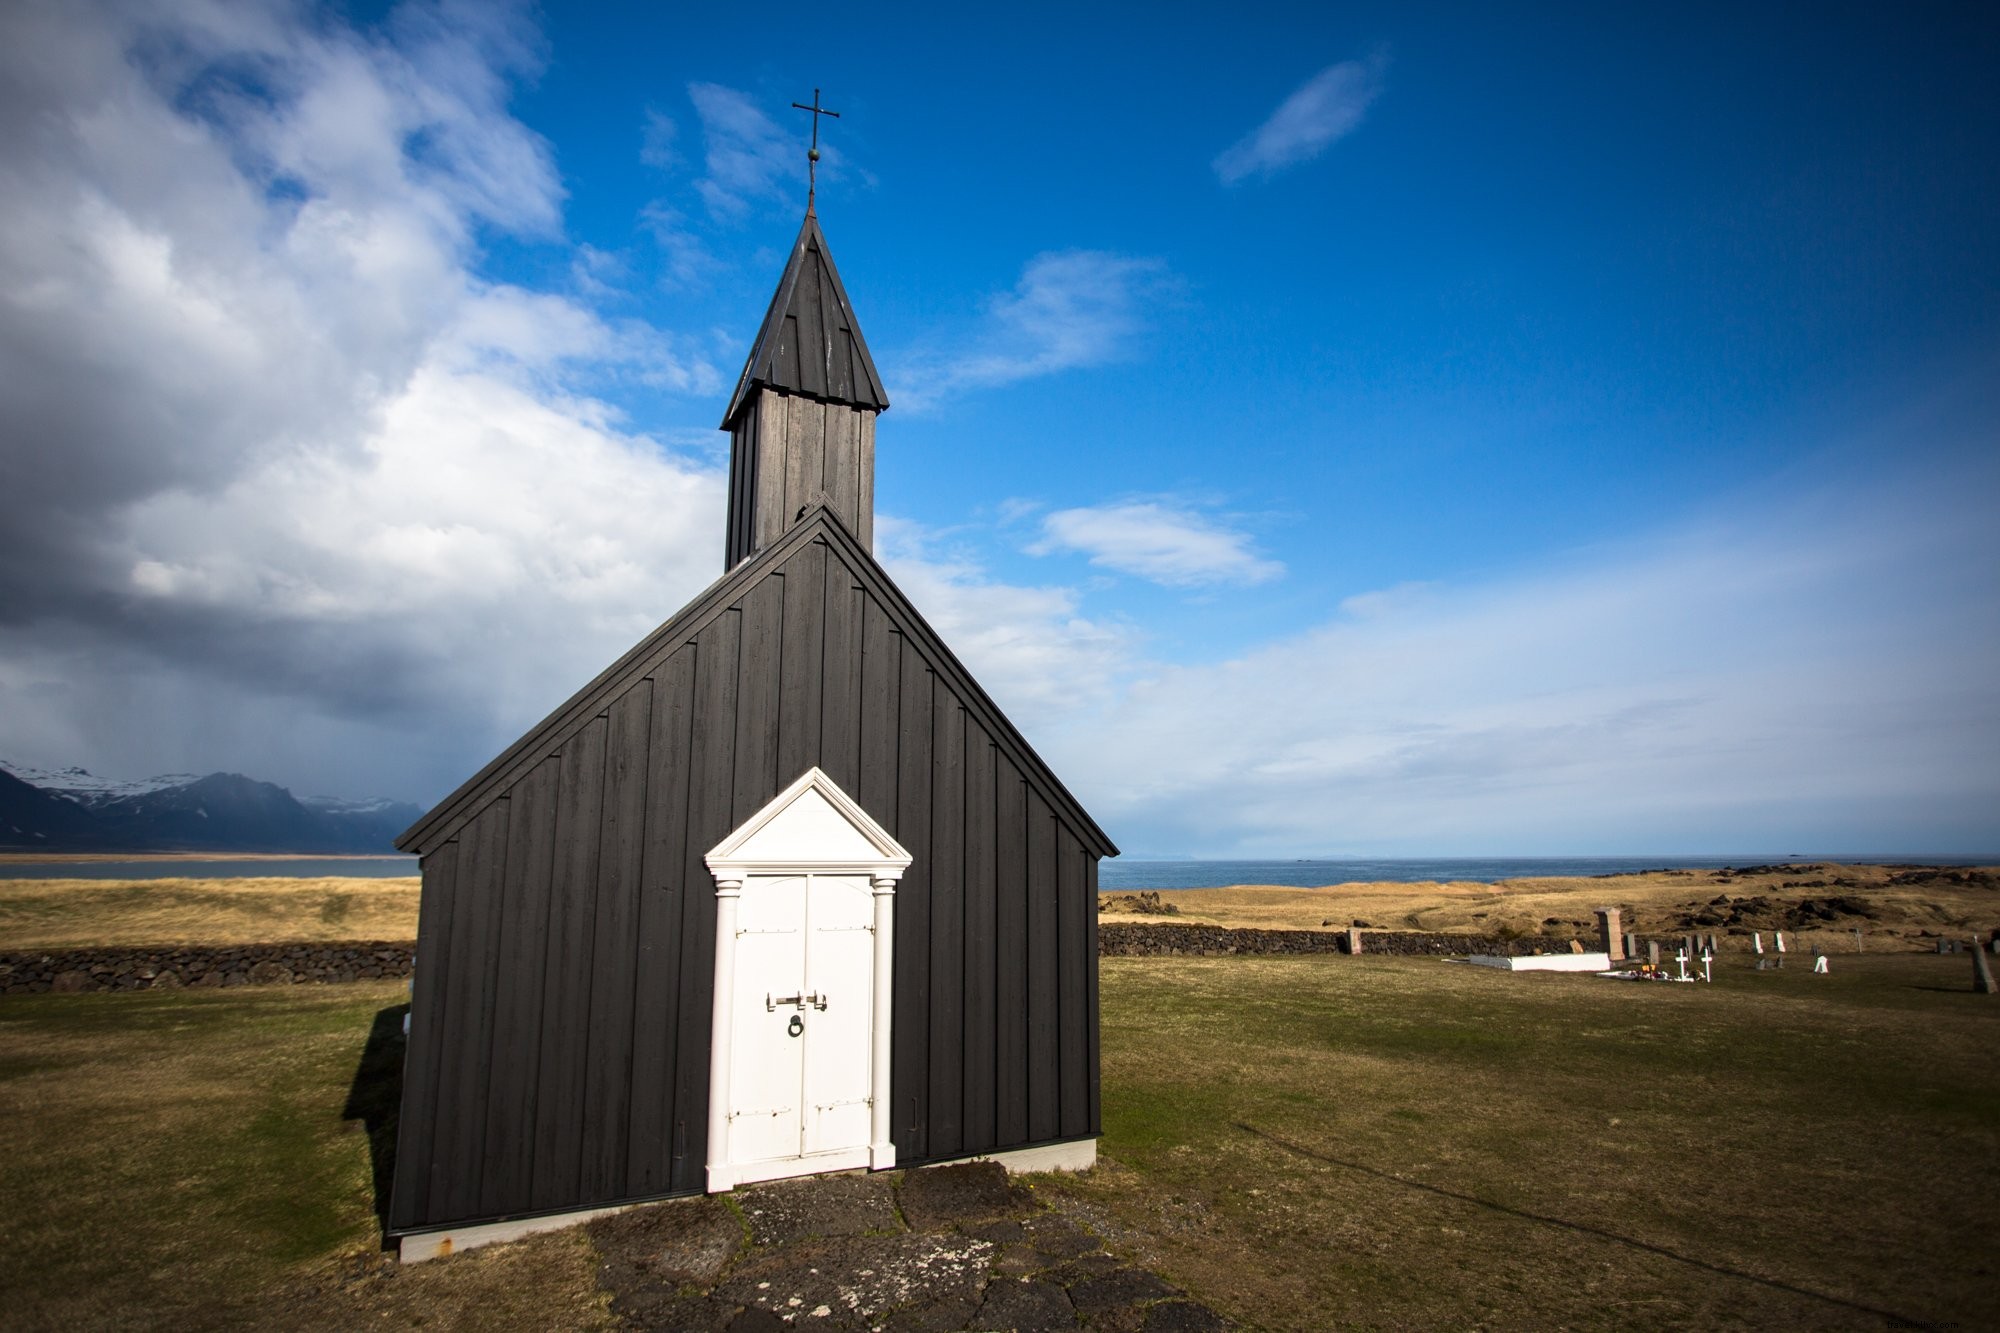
(1100, 862, 2000, 950)
(0, 876, 420, 950)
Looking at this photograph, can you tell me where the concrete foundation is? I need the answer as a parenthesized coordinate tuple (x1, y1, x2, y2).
(397, 1138, 1098, 1263)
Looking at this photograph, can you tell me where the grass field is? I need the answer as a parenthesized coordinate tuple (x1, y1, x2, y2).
(3, 949, 1995, 1329)
(6, 861, 1992, 956)
(1101, 862, 2000, 954)
(0, 876, 420, 949)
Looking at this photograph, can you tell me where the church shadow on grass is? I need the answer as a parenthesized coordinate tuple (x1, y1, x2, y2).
(343, 1003, 408, 1248)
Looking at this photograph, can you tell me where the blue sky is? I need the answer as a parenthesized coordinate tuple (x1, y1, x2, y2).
(1, 0, 1995, 855)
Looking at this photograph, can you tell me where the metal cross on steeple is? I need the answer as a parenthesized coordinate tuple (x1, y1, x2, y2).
(791, 88, 840, 215)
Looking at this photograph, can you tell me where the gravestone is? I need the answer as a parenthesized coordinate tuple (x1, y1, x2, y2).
(1852, 927, 1864, 953)
(1775, 931, 1787, 953)
(1753, 932, 1764, 955)
(1568, 939, 1585, 954)
(1974, 942, 1998, 996)
(1937, 939, 1951, 955)
(1595, 908, 1625, 961)
(1345, 928, 1362, 956)
(1813, 954, 1829, 974)
(1623, 931, 1638, 958)
(1647, 941, 1660, 967)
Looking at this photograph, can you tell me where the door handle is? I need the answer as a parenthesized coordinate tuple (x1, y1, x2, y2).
(766, 992, 831, 1012)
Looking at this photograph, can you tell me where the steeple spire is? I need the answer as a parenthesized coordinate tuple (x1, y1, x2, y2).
(721, 208, 889, 569)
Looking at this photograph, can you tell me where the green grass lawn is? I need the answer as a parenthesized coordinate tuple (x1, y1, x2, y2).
(1049, 952, 2000, 1330)
(1, 953, 1995, 1329)
(0, 982, 610, 1330)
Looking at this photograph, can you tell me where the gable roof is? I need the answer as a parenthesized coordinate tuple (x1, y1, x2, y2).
(398, 505, 1116, 859)
(721, 212, 890, 429)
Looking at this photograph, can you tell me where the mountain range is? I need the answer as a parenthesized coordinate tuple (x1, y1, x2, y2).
(0, 760, 422, 854)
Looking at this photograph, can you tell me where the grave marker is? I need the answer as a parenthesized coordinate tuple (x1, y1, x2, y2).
(1595, 908, 1625, 961)
(1974, 942, 1998, 995)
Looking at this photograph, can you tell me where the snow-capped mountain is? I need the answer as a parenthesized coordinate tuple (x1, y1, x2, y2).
(0, 760, 423, 853)
(0, 760, 204, 807)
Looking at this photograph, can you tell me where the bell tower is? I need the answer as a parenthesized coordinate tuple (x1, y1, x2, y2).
(720, 213, 889, 568)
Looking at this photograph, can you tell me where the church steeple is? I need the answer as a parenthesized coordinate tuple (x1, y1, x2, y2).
(721, 212, 889, 568)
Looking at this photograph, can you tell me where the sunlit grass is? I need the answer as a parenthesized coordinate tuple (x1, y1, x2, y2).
(1043, 952, 2000, 1330)
(0, 876, 419, 950)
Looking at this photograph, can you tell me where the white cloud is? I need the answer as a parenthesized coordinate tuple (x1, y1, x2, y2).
(1214, 52, 1388, 185)
(687, 82, 827, 219)
(1030, 501, 1284, 588)
(892, 251, 1172, 411)
(640, 106, 679, 169)
(0, 0, 726, 801)
(876, 517, 1135, 733)
(1047, 477, 2000, 856)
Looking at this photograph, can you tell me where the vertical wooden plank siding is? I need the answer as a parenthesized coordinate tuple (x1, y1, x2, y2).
(960, 738, 998, 1150)
(529, 715, 608, 1209)
(754, 390, 788, 556)
(857, 415, 876, 551)
(434, 798, 509, 1220)
(1057, 829, 1089, 1138)
(891, 642, 933, 1158)
(627, 648, 695, 1197)
(732, 580, 783, 822)
(1085, 855, 1101, 1134)
(784, 396, 822, 523)
(1025, 789, 1060, 1144)
(581, 683, 653, 1200)
(672, 612, 740, 1190)
(857, 598, 899, 821)
(994, 761, 1029, 1146)
(777, 542, 826, 783)
(478, 756, 559, 1215)
(823, 408, 860, 536)
(390, 838, 457, 1229)
(818, 548, 861, 794)
(927, 697, 966, 1159)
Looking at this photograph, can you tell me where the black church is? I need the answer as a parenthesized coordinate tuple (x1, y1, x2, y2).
(388, 203, 1116, 1259)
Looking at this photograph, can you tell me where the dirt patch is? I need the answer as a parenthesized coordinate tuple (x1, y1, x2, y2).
(583, 1162, 1223, 1331)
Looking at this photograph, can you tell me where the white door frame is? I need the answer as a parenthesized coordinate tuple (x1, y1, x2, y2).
(703, 767, 911, 1193)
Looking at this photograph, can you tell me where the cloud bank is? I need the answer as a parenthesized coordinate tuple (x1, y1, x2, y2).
(0, 0, 725, 800)
(1037, 472, 2000, 855)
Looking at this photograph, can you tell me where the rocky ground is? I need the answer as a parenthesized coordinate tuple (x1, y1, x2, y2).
(585, 1161, 1226, 1332)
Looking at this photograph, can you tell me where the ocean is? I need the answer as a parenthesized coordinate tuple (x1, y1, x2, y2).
(1097, 854, 1996, 890)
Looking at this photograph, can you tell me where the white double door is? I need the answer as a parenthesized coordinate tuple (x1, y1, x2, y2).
(726, 873, 876, 1167)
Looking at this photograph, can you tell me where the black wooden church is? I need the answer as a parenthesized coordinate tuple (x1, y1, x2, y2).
(388, 201, 1117, 1257)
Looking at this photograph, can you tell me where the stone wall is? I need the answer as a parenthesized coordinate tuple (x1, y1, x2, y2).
(1097, 923, 1566, 958)
(0, 941, 413, 995)
(3, 926, 1587, 995)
